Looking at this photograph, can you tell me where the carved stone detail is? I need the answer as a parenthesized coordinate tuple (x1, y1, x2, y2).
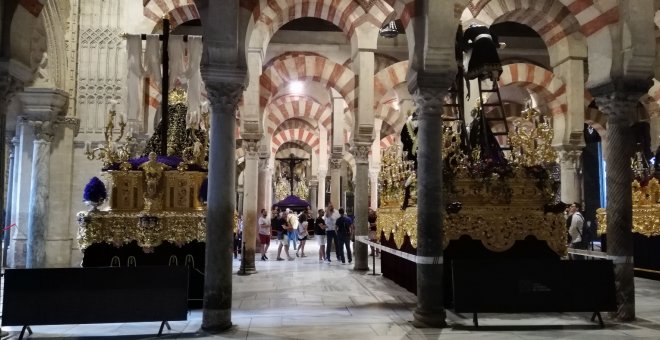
(243, 139, 259, 158)
(594, 92, 645, 125)
(351, 143, 371, 164)
(30, 121, 55, 143)
(412, 86, 448, 118)
(205, 82, 244, 117)
(56, 116, 81, 136)
(329, 158, 343, 170)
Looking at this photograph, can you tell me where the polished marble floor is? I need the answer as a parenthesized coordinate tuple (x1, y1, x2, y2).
(4, 241, 660, 339)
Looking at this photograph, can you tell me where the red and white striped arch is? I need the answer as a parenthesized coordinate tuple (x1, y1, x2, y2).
(260, 55, 356, 112)
(379, 134, 398, 150)
(143, 0, 200, 30)
(265, 95, 332, 134)
(498, 63, 567, 117)
(246, 0, 394, 51)
(465, 0, 617, 40)
(273, 118, 317, 137)
(374, 61, 409, 108)
(271, 128, 321, 155)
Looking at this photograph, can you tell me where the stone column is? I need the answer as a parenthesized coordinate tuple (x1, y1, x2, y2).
(239, 140, 259, 275)
(410, 77, 450, 327)
(258, 157, 270, 212)
(594, 92, 641, 321)
(317, 169, 327, 209)
(201, 75, 244, 332)
(369, 169, 379, 209)
(558, 149, 582, 204)
(650, 112, 660, 149)
(237, 186, 244, 215)
(352, 143, 370, 271)
(3, 138, 16, 266)
(309, 179, 318, 215)
(25, 121, 54, 268)
(329, 158, 342, 206)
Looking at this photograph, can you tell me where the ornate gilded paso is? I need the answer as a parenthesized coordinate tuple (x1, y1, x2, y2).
(77, 210, 206, 251)
(597, 178, 660, 237)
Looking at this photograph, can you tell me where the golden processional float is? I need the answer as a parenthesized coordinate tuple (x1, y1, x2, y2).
(377, 102, 567, 257)
(596, 150, 660, 278)
(77, 90, 210, 254)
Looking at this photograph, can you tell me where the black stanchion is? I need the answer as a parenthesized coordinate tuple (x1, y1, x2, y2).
(368, 241, 380, 276)
(238, 241, 246, 275)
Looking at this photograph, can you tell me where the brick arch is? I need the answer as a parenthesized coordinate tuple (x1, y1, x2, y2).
(260, 55, 356, 112)
(265, 96, 332, 134)
(273, 118, 317, 137)
(498, 63, 567, 117)
(379, 134, 398, 150)
(471, 0, 581, 48)
(466, 0, 616, 39)
(246, 0, 395, 52)
(271, 128, 320, 155)
(374, 61, 409, 108)
(263, 51, 325, 70)
(143, 0, 200, 30)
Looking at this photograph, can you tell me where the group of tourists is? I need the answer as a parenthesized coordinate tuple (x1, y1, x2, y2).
(237, 203, 378, 264)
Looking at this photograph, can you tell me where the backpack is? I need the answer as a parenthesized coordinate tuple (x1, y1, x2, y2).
(575, 213, 591, 247)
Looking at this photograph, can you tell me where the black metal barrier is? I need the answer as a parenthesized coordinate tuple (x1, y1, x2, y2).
(452, 259, 616, 327)
(2, 266, 189, 339)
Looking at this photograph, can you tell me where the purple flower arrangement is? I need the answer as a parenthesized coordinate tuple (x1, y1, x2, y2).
(83, 177, 107, 204)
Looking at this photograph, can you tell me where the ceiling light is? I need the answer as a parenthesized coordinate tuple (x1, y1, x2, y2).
(289, 81, 304, 93)
(380, 21, 398, 38)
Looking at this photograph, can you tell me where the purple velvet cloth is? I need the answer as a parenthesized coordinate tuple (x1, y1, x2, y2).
(273, 195, 310, 209)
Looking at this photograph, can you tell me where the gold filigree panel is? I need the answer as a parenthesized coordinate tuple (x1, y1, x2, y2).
(379, 206, 566, 256)
(77, 210, 206, 251)
(597, 178, 660, 238)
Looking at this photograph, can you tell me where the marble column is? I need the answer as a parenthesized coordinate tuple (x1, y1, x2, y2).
(26, 121, 54, 268)
(411, 79, 450, 327)
(317, 169, 327, 209)
(329, 158, 342, 207)
(309, 179, 318, 216)
(558, 149, 582, 204)
(594, 92, 642, 321)
(201, 75, 244, 332)
(240, 140, 259, 275)
(3, 138, 16, 267)
(352, 143, 370, 271)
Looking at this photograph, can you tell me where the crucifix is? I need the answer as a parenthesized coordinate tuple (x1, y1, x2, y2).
(136, 17, 192, 155)
(275, 153, 308, 196)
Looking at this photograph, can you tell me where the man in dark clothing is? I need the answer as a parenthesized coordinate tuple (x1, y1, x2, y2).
(463, 23, 504, 82)
(335, 208, 353, 264)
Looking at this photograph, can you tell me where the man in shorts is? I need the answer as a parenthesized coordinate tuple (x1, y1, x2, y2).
(258, 208, 271, 261)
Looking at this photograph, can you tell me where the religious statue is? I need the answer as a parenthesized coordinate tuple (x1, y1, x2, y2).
(468, 104, 507, 167)
(139, 152, 171, 200)
(399, 110, 418, 210)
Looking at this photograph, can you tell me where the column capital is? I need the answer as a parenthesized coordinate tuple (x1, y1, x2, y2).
(202, 66, 246, 118)
(410, 85, 449, 119)
(329, 158, 342, 170)
(557, 149, 581, 166)
(19, 88, 69, 121)
(590, 78, 651, 125)
(351, 143, 371, 164)
(309, 179, 319, 188)
(29, 120, 55, 142)
(242, 139, 259, 158)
